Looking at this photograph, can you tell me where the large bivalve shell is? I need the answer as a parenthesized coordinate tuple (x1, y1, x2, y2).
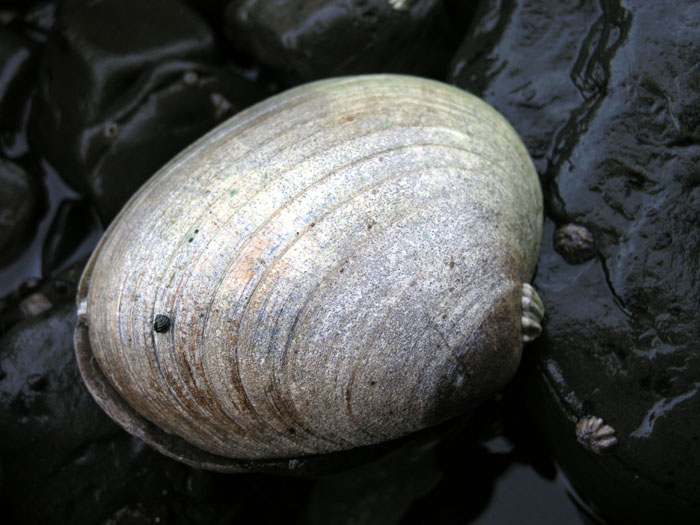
(74, 74, 543, 473)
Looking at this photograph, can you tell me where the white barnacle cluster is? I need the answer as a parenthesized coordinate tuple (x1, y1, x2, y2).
(576, 415, 618, 454)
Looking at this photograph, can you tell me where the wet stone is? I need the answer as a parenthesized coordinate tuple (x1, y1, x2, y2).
(20, 1, 58, 39)
(0, 261, 85, 336)
(0, 158, 40, 267)
(0, 26, 38, 158)
(28, 0, 266, 224)
(448, 0, 607, 175)
(26, 372, 47, 391)
(452, 0, 700, 522)
(41, 198, 103, 277)
(224, 0, 466, 83)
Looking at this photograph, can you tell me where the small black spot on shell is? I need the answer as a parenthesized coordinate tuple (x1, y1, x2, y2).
(154, 314, 171, 333)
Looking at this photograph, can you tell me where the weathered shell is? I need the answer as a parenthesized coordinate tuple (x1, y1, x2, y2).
(74, 74, 543, 472)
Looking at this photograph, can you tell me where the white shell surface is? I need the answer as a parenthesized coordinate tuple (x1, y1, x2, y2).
(78, 74, 542, 461)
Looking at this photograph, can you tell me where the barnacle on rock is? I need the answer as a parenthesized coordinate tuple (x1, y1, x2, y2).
(553, 223, 595, 264)
(576, 415, 618, 454)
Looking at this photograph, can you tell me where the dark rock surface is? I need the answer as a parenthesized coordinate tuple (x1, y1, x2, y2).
(0, 158, 40, 266)
(40, 198, 102, 276)
(0, 260, 85, 334)
(0, 26, 38, 158)
(223, 0, 471, 83)
(27, 0, 266, 224)
(0, 301, 113, 522)
(450, 0, 700, 522)
(300, 394, 583, 525)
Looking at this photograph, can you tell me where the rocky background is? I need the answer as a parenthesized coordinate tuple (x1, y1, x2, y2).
(1, 0, 698, 524)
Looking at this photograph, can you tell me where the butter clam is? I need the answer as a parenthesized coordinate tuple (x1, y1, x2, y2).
(74, 74, 544, 473)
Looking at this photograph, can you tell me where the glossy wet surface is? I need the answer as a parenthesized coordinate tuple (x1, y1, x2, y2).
(2, 1, 699, 523)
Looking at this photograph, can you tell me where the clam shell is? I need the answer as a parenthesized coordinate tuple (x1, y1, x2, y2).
(75, 74, 543, 471)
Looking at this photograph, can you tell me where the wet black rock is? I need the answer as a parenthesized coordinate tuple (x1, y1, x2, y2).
(28, 0, 266, 224)
(302, 393, 581, 525)
(0, 301, 111, 523)
(0, 158, 40, 266)
(0, 161, 82, 324)
(0, 260, 84, 336)
(224, 0, 466, 83)
(20, 1, 58, 40)
(41, 198, 102, 277)
(0, 25, 38, 158)
(449, 0, 627, 176)
(451, 0, 700, 522)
